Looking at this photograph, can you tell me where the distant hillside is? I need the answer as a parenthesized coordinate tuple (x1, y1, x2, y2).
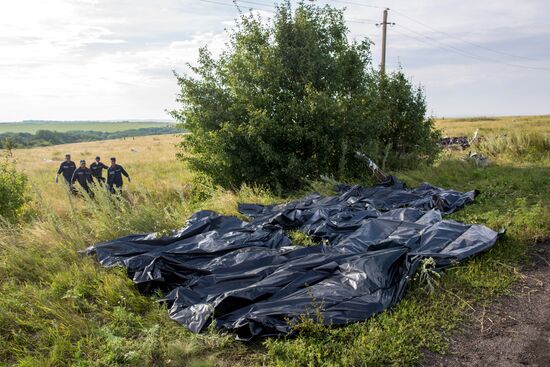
(0, 120, 176, 134)
(0, 126, 181, 149)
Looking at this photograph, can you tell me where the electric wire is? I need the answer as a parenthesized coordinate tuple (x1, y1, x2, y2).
(391, 8, 539, 61)
(395, 23, 550, 70)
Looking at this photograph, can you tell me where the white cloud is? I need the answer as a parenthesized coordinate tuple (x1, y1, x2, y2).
(0, 0, 549, 121)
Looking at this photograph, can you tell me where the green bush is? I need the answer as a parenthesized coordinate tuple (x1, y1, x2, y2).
(0, 154, 28, 221)
(374, 72, 441, 169)
(173, 1, 439, 191)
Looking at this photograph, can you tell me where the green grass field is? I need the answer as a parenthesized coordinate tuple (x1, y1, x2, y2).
(0, 116, 548, 366)
(0, 120, 174, 134)
(437, 114, 550, 136)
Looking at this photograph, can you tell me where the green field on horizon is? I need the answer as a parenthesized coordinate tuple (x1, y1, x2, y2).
(0, 120, 175, 134)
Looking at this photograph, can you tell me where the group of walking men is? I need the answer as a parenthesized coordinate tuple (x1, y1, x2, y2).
(56, 154, 131, 196)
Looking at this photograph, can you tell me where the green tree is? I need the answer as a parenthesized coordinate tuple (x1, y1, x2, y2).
(0, 154, 28, 222)
(173, 1, 439, 191)
(3, 137, 14, 155)
(373, 71, 441, 169)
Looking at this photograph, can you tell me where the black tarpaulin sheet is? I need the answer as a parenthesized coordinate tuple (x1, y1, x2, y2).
(86, 176, 498, 340)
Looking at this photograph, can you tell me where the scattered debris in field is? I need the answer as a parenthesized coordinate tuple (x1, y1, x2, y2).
(355, 152, 388, 182)
(440, 129, 480, 150)
(466, 151, 490, 167)
(86, 177, 500, 340)
(440, 136, 471, 149)
(470, 129, 479, 144)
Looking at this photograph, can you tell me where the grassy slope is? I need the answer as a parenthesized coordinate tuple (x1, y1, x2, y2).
(0, 121, 173, 134)
(438, 115, 550, 136)
(1, 116, 549, 366)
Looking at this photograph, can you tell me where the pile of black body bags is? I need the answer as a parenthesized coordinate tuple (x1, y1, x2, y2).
(85, 176, 499, 340)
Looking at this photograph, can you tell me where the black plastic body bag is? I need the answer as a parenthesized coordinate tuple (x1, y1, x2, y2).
(86, 176, 498, 340)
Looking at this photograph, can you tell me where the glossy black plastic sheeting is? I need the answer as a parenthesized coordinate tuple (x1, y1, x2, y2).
(85, 176, 499, 340)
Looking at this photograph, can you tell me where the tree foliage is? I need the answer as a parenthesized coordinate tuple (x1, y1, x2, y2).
(173, 1, 439, 191)
(0, 154, 28, 221)
(373, 72, 441, 168)
(0, 127, 179, 149)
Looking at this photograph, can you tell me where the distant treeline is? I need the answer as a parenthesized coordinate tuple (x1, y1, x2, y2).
(0, 127, 180, 149)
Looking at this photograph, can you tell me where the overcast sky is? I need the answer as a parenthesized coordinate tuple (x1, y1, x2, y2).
(1, 0, 549, 122)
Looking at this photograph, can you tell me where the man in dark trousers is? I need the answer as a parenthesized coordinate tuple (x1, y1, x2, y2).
(107, 157, 131, 193)
(71, 160, 94, 197)
(90, 156, 108, 184)
(56, 154, 77, 193)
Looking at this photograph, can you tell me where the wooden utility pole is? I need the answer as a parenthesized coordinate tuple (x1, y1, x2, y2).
(378, 8, 394, 74)
(381, 8, 388, 73)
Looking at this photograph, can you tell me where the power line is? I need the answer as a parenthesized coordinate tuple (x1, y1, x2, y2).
(235, 0, 275, 10)
(197, 0, 273, 12)
(334, 5, 550, 70)
(231, 0, 385, 9)
(391, 8, 539, 61)
(394, 24, 550, 70)
(329, 0, 385, 9)
(347, 18, 378, 24)
(197, 0, 239, 9)
(397, 23, 490, 61)
(199, 1, 379, 24)
(201, 0, 550, 71)
(331, 3, 549, 70)
(393, 26, 486, 62)
(235, 0, 384, 12)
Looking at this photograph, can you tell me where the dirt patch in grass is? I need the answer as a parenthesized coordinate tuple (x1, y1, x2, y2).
(423, 239, 550, 367)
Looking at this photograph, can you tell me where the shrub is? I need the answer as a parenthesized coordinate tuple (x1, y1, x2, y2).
(373, 72, 441, 169)
(0, 154, 28, 221)
(173, 1, 439, 191)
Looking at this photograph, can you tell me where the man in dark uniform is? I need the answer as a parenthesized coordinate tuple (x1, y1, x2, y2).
(56, 154, 77, 193)
(90, 156, 108, 184)
(71, 160, 94, 197)
(107, 157, 131, 193)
